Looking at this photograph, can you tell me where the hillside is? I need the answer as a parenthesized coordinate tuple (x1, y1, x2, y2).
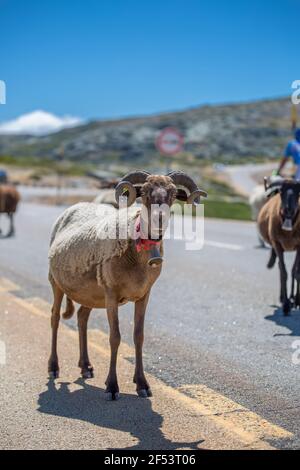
(0, 96, 295, 167)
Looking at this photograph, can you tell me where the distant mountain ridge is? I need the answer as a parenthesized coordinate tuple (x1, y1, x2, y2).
(0, 96, 295, 164)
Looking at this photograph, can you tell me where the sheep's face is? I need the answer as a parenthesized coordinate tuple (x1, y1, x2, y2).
(115, 170, 207, 240)
(280, 181, 300, 231)
(140, 176, 177, 240)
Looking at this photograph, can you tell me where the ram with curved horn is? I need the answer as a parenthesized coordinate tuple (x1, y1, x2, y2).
(48, 170, 207, 399)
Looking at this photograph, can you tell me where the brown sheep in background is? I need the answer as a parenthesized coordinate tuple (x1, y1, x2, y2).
(258, 180, 300, 315)
(249, 175, 283, 247)
(0, 184, 20, 237)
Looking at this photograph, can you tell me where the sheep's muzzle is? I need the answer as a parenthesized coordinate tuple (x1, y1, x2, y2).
(148, 245, 163, 267)
(135, 216, 163, 267)
(282, 218, 293, 231)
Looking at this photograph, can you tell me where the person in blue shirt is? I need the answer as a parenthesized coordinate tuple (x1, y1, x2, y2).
(0, 169, 7, 183)
(277, 128, 300, 179)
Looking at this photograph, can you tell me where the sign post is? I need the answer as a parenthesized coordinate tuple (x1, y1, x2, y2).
(155, 127, 184, 172)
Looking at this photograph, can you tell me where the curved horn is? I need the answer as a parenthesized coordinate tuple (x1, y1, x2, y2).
(187, 189, 207, 205)
(167, 170, 207, 205)
(119, 170, 150, 185)
(115, 181, 137, 206)
(115, 170, 150, 206)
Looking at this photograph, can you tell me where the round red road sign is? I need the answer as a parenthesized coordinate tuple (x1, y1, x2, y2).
(155, 127, 184, 156)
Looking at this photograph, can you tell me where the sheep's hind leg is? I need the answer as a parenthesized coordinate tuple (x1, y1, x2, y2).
(77, 306, 94, 378)
(290, 253, 298, 306)
(275, 244, 290, 315)
(48, 279, 64, 378)
(294, 281, 300, 309)
(292, 249, 300, 308)
(105, 293, 120, 400)
(290, 273, 296, 306)
(133, 292, 152, 398)
(7, 213, 15, 237)
(258, 232, 266, 248)
(267, 248, 276, 269)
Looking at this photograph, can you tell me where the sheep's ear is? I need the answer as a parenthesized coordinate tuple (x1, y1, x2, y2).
(176, 189, 188, 201)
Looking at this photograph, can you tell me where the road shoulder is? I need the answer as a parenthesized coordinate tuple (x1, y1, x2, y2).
(0, 278, 292, 450)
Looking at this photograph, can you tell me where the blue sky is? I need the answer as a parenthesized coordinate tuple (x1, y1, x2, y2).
(0, 0, 299, 121)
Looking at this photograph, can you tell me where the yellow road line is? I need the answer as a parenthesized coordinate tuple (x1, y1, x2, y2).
(0, 276, 293, 449)
(13, 296, 49, 319)
(178, 385, 291, 443)
(0, 277, 20, 293)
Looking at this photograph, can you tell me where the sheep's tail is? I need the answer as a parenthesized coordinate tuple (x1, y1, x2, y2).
(62, 297, 75, 319)
(267, 248, 277, 269)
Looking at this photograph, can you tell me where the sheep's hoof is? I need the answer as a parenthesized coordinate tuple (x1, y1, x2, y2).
(105, 391, 120, 401)
(294, 296, 300, 309)
(48, 370, 59, 379)
(137, 388, 152, 398)
(81, 366, 94, 379)
(283, 300, 291, 316)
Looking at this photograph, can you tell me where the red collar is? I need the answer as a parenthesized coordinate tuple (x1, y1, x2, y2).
(134, 216, 161, 253)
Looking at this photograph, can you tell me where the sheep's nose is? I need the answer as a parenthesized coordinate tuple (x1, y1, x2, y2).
(152, 212, 169, 234)
(152, 208, 169, 220)
(282, 218, 293, 231)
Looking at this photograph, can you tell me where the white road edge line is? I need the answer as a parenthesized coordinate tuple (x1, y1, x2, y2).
(205, 240, 244, 251)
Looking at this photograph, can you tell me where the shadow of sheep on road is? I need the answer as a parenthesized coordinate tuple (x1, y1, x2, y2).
(265, 306, 300, 337)
(38, 378, 204, 450)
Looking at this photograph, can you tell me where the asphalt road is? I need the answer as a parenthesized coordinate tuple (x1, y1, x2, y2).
(1, 201, 300, 449)
(225, 163, 275, 196)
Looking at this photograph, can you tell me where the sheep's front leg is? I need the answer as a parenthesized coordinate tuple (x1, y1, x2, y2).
(105, 294, 120, 400)
(275, 243, 290, 315)
(77, 306, 93, 378)
(133, 291, 152, 398)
